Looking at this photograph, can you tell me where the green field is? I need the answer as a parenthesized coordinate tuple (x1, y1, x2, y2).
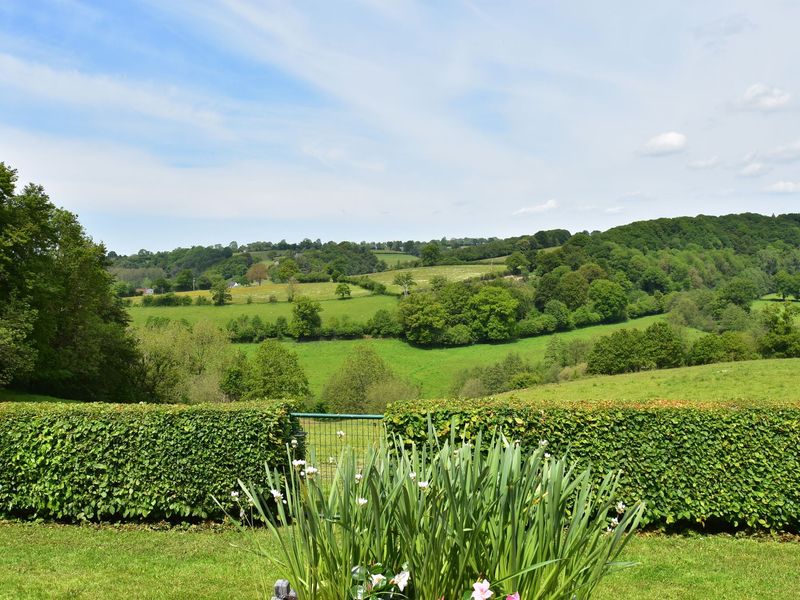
(471, 255, 510, 264)
(371, 251, 417, 266)
(0, 522, 796, 599)
(237, 314, 668, 398)
(127, 294, 398, 329)
(366, 263, 506, 293)
(501, 358, 800, 407)
(130, 281, 371, 305)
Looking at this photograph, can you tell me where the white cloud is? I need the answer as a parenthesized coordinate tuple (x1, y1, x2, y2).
(739, 162, 769, 177)
(640, 132, 687, 156)
(687, 156, 720, 169)
(765, 181, 800, 194)
(0, 53, 225, 132)
(738, 83, 791, 111)
(766, 139, 800, 163)
(513, 199, 558, 215)
(604, 206, 624, 214)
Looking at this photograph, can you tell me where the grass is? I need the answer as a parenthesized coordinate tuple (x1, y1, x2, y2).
(371, 251, 417, 266)
(129, 281, 371, 305)
(127, 294, 398, 329)
(1, 522, 797, 599)
(502, 358, 800, 407)
(0, 389, 73, 403)
(366, 264, 506, 293)
(237, 314, 667, 398)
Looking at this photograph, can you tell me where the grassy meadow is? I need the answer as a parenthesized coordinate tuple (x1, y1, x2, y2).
(129, 280, 372, 305)
(127, 294, 398, 329)
(371, 250, 417, 266)
(501, 358, 800, 406)
(237, 314, 669, 398)
(367, 263, 506, 293)
(1, 522, 797, 600)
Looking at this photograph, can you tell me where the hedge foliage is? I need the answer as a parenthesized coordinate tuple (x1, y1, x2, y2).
(0, 401, 297, 521)
(385, 398, 800, 531)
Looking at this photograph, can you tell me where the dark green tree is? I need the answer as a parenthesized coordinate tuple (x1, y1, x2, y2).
(0, 162, 140, 401)
(398, 293, 447, 345)
(588, 279, 628, 323)
(290, 296, 322, 339)
(420, 243, 441, 266)
(467, 286, 519, 342)
(335, 282, 351, 299)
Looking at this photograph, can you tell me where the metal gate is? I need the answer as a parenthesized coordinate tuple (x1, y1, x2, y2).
(290, 412, 384, 480)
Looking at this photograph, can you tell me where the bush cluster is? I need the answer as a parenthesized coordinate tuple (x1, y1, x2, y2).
(385, 398, 800, 530)
(0, 401, 297, 521)
(141, 293, 193, 307)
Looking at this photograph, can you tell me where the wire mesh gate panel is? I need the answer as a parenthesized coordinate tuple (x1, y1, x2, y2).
(291, 413, 384, 481)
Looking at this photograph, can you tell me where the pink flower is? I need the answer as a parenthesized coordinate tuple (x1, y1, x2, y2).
(472, 579, 493, 600)
(507, 593, 520, 600)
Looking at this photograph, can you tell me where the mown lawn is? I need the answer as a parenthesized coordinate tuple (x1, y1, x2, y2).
(1, 522, 797, 599)
(244, 314, 667, 398)
(502, 358, 800, 406)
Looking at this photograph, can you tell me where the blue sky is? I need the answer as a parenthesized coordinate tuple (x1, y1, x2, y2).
(1, 1, 799, 254)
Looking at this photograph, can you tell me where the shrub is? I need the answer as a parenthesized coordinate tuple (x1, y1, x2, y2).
(194, 295, 211, 306)
(241, 432, 642, 599)
(320, 344, 406, 413)
(517, 314, 557, 337)
(543, 299, 573, 331)
(366, 309, 403, 337)
(385, 398, 800, 530)
(141, 293, 192, 307)
(243, 340, 310, 401)
(442, 323, 473, 346)
(0, 401, 296, 521)
(571, 305, 602, 327)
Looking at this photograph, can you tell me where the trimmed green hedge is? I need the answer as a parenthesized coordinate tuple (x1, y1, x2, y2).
(0, 401, 296, 521)
(385, 398, 800, 531)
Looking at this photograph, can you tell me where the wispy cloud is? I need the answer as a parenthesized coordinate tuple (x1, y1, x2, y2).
(765, 139, 800, 163)
(687, 156, 720, 170)
(513, 199, 559, 215)
(737, 83, 791, 111)
(739, 162, 769, 177)
(0, 53, 225, 131)
(765, 181, 800, 194)
(640, 132, 687, 156)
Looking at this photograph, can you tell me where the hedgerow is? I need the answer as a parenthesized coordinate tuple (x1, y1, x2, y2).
(385, 397, 800, 531)
(0, 401, 297, 522)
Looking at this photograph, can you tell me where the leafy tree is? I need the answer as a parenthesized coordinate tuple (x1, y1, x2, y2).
(543, 299, 572, 331)
(173, 269, 194, 291)
(429, 275, 448, 292)
(242, 340, 310, 400)
(467, 286, 519, 342)
(398, 293, 447, 345)
(321, 344, 399, 412)
(335, 282, 351, 299)
(587, 279, 628, 323)
(210, 279, 232, 306)
(640, 322, 685, 369)
(275, 258, 298, 282)
(136, 319, 235, 403)
(290, 296, 322, 339)
(505, 251, 530, 275)
(0, 162, 140, 401)
(393, 272, 417, 296)
(587, 329, 647, 375)
(555, 270, 588, 310)
(151, 277, 172, 294)
(420, 243, 441, 266)
(367, 309, 403, 337)
(758, 304, 800, 358)
(639, 267, 671, 294)
(246, 262, 268, 285)
(716, 275, 760, 311)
